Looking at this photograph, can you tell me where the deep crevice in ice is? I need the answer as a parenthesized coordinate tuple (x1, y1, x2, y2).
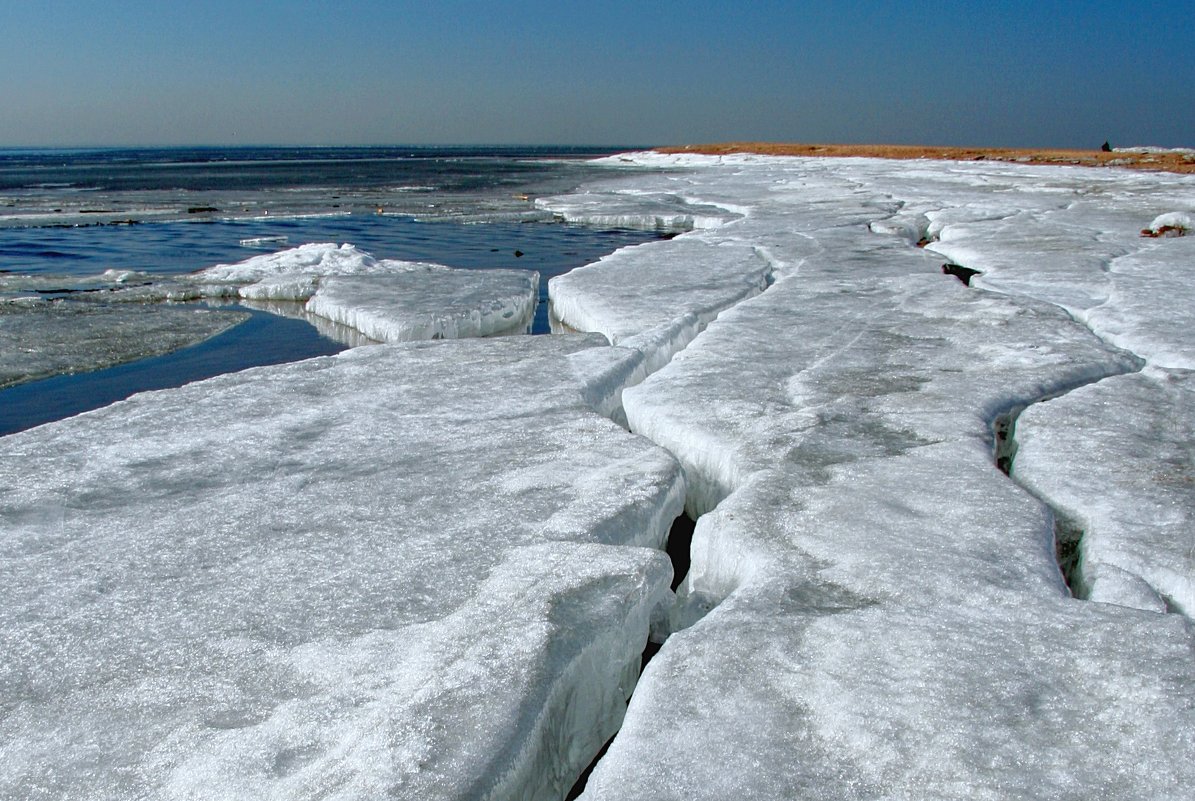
(992, 409, 1020, 476)
(996, 364, 1144, 601)
(565, 734, 614, 801)
(1052, 512, 1088, 598)
(997, 401, 1092, 597)
(941, 262, 981, 286)
(928, 244, 1165, 607)
(664, 513, 695, 592)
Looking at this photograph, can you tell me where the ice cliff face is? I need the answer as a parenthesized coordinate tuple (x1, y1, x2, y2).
(541, 152, 1195, 799)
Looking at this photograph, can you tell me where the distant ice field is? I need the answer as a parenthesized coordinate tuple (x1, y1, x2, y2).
(0, 145, 651, 227)
(0, 148, 659, 432)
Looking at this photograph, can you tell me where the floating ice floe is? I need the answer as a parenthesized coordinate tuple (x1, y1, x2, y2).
(194, 243, 540, 341)
(540, 151, 1195, 799)
(0, 335, 683, 800)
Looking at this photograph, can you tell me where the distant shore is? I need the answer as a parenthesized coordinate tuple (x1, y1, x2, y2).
(657, 142, 1195, 174)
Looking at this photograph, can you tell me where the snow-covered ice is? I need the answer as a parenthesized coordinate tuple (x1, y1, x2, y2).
(540, 152, 1195, 799)
(1015, 366, 1195, 618)
(0, 335, 683, 800)
(195, 243, 540, 341)
(6, 150, 1195, 799)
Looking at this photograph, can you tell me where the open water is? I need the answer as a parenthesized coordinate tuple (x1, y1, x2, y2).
(0, 146, 656, 434)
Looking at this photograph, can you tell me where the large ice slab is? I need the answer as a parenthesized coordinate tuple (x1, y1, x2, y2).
(546, 152, 1195, 800)
(1015, 366, 1195, 617)
(307, 269, 537, 342)
(548, 237, 772, 375)
(0, 335, 684, 800)
(194, 243, 539, 342)
(589, 586, 1195, 800)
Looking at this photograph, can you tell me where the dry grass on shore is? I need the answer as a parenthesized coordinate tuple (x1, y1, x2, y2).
(657, 142, 1195, 174)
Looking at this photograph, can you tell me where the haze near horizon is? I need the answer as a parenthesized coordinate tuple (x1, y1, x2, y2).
(2, 0, 1191, 150)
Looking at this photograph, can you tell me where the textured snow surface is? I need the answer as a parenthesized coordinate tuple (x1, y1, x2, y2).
(549, 237, 772, 373)
(0, 335, 683, 800)
(7, 151, 1195, 799)
(196, 243, 539, 341)
(541, 152, 1195, 799)
(1016, 367, 1195, 618)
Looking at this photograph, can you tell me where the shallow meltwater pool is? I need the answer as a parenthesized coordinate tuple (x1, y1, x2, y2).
(0, 306, 346, 437)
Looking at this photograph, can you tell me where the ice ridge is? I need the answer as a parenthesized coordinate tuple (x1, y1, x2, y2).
(544, 151, 1195, 800)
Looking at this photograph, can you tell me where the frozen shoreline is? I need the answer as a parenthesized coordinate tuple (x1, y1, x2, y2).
(3, 151, 1195, 799)
(540, 151, 1195, 799)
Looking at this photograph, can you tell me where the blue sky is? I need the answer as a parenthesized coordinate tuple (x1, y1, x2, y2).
(1, 0, 1191, 148)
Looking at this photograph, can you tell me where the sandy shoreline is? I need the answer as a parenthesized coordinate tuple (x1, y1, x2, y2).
(657, 142, 1195, 174)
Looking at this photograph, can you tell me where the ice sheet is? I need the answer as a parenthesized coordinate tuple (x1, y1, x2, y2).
(546, 152, 1195, 799)
(0, 335, 684, 800)
(9, 150, 1195, 798)
(194, 243, 539, 342)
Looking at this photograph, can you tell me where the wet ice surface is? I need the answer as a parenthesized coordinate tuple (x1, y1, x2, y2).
(0, 335, 683, 800)
(0, 302, 246, 388)
(540, 153, 1195, 798)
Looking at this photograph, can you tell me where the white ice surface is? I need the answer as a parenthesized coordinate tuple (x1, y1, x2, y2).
(548, 237, 772, 375)
(194, 243, 539, 341)
(1015, 366, 1195, 618)
(0, 335, 684, 800)
(307, 269, 537, 342)
(546, 152, 1195, 800)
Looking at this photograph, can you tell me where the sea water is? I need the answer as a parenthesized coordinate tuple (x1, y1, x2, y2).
(0, 146, 657, 434)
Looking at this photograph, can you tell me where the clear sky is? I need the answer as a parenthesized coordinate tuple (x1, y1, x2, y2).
(1, 0, 1191, 148)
